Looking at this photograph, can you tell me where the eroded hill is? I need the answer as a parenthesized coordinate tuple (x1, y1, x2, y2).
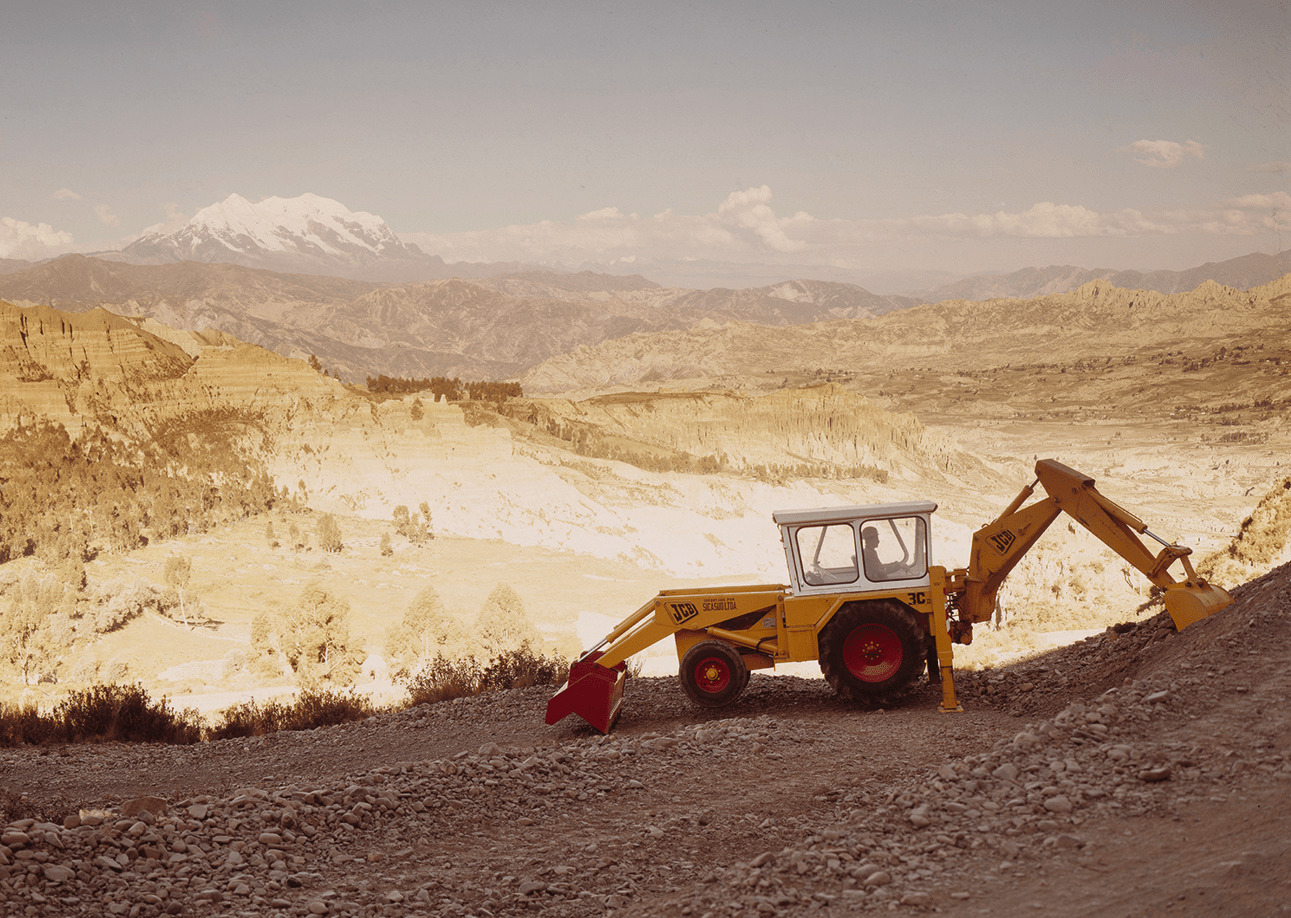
(521, 276, 1291, 412)
(500, 386, 990, 487)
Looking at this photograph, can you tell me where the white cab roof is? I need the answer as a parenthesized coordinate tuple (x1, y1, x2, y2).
(772, 499, 938, 527)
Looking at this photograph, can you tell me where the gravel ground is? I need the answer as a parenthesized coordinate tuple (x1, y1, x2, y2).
(2, 563, 1289, 917)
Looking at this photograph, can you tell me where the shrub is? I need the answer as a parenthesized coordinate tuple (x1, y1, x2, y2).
(208, 688, 377, 739)
(316, 513, 343, 553)
(1, 570, 77, 684)
(1, 684, 202, 745)
(403, 654, 484, 706)
(392, 505, 431, 545)
(403, 646, 567, 707)
(478, 645, 567, 691)
(0, 700, 58, 746)
(291, 687, 376, 729)
(93, 578, 170, 634)
(55, 683, 201, 744)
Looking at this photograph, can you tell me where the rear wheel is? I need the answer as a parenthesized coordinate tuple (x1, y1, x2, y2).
(819, 600, 926, 702)
(679, 640, 749, 708)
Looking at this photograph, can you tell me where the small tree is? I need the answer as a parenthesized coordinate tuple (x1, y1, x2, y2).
(393, 504, 430, 545)
(385, 587, 467, 679)
(249, 612, 283, 678)
(0, 571, 74, 684)
(379, 533, 393, 557)
(316, 513, 343, 553)
(279, 583, 362, 688)
(473, 584, 540, 657)
(265, 521, 278, 549)
(163, 554, 193, 628)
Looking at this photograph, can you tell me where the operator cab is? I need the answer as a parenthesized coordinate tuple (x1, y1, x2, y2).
(773, 500, 937, 596)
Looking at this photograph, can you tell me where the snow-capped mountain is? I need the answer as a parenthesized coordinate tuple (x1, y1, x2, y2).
(120, 193, 448, 281)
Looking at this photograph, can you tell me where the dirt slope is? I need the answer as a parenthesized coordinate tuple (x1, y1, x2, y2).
(1, 564, 1289, 917)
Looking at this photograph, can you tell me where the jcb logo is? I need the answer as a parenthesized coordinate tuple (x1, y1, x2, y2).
(989, 529, 1016, 554)
(667, 602, 699, 625)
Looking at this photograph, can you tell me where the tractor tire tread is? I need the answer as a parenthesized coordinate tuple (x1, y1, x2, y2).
(679, 640, 749, 708)
(819, 599, 927, 704)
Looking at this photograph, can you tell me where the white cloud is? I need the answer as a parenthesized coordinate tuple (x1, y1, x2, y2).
(406, 186, 816, 265)
(135, 202, 190, 238)
(577, 206, 626, 221)
(1226, 191, 1291, 210)
(53, 187, 82, 201)
(905, 202, 1170, 238)
(0, 217, 75, 259)
(398, 185, 1286, 270)
(1210, 192, 1291, 234)
(1249, 161, 1291, 174)
(1124, 139, 1205, 168)
(94, 204, 121, 227)
(716, 185, 809, 253)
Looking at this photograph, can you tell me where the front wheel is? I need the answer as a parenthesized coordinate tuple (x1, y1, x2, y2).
(818, 600, 926, 702)
(679, 640, 748, 708)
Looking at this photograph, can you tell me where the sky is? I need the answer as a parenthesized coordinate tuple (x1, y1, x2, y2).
(2, 0, 1288, 285)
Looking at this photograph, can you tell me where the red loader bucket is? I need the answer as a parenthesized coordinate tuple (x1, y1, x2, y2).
(545, 651, 627, 733)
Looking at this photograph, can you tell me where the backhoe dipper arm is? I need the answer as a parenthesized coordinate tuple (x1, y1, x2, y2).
(961, 459, 1232, 632)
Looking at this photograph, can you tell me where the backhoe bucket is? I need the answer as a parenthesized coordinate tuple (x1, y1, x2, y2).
(1164, 582, 1233, 631)
(545, 651, 627, 733)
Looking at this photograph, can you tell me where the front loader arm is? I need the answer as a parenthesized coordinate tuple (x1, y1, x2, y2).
(960, 460, 1232, 632)
(546, 585, 785, 732)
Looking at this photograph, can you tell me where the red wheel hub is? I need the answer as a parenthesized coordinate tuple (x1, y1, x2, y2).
(693, 657, 732, 693)
(842, 623, 903, 682)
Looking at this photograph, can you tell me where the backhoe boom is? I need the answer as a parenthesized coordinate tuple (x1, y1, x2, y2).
(960, 459, 1231, 632)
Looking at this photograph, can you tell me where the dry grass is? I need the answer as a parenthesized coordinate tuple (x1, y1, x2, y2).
(0, 684, 201, 746)
(0, 646, 567, 747)
(207, 688, 379, 739)
(403, 646, 567, 707)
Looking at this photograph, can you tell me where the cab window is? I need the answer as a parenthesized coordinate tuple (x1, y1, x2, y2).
(860, 517, 927, 582)
(796, 524, 859, 586)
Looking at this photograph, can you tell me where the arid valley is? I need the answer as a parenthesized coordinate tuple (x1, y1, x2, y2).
(0, 239, 1289, 917)
(6, 3, 1291, 913)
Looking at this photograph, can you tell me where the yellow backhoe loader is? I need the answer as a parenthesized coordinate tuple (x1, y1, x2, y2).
(545, 460, 1233, 732)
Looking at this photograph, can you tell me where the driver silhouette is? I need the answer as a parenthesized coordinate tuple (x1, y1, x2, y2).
(862, 526, 900, 579)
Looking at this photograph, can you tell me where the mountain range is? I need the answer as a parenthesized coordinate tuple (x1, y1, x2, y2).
(121, 193, 433, 274)
(106, 193, 533, 283)
(7, 192, 1286, 299)
(0, 256, 916, 381)
(1, 192, 1288, 384)
(919, 249, 1291, 301)
(518, 274, 1291, 431)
